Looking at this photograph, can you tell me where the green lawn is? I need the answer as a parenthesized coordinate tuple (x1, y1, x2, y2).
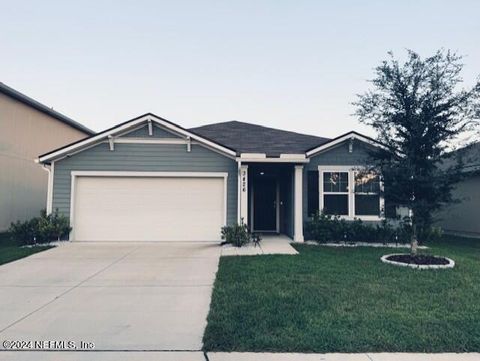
(0, 232, 53, 266)
(203, 236, 480, 352)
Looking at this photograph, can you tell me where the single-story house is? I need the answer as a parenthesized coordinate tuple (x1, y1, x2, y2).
(436, 142, 480, 238)
(37, 113, 384, 242)
(0, 82, 94, 231)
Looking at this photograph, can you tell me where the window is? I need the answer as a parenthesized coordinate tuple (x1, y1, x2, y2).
(354, 172, 380, 216)
(307, 171, 319, 216)
(318, 167, 383, 220)
(322, 172, 349, 216)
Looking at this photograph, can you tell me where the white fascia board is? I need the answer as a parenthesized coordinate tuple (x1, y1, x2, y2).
(279, 153, 306, 160)
(70, 171, 228, 178)
(236, 157, 309, 163)
(38, 114, 236, 163)
(240, 153, 266, 159)
(306, 132, 386, 157)
(114, 138, 190, 145)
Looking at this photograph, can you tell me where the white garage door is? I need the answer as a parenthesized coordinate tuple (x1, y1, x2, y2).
(73, 176, 225, 241)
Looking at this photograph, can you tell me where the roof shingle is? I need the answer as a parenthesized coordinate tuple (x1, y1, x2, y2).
(190, 120, 330, 156)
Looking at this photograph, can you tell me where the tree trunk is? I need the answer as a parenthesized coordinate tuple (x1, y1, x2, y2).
(411, 221, 418, 256)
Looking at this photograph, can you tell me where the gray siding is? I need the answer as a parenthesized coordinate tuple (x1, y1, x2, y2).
(436, 174, 480, 237)
(122, 124, 180, 138)
(52, 142, 237, 226)
(303, 140, 375, 220)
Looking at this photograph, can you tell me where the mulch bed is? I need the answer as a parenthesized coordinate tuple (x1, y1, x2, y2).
(386, 254, 450, 265)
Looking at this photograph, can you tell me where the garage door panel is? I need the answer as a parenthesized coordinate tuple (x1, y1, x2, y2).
(73, 177, 224, 241)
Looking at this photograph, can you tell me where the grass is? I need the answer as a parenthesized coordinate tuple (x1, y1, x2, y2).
(203, 236, 480, 352)
(0, 232, 53, 266)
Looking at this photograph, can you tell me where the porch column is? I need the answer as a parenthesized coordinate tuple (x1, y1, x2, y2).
(239, 164, 248, 225)
(294, 165, 304, 242)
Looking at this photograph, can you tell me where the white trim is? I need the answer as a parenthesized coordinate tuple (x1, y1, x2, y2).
(68, 171, 228, 241)
(70, 171, 228, 178)
(237, 161, 241, 223)
(236, 157, 309, 163)
(306, 132, 386, 157)
(317, 165, 384, 221)
(114, 138, 191, 145)
(38, 114, 237, 162)
(108, 136, 114, 151)
(43, 162, 54, 214)
(240, 153, 266, 159)
(240, 165, 249, 225)
(294, 165, 304, 242)
(69, 173, 76, 240)
(148, 119, 153, 136)
(279, 153, 306, 160)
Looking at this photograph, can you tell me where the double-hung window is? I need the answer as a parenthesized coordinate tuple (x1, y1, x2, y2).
(322, 171, 350, 216)
(318, 166, 383, 220)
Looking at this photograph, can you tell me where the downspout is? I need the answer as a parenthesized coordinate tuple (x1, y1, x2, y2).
(38, 160, 54, 215)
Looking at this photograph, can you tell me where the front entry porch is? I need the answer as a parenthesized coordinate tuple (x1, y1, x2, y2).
(238, 162, 304, 242)
(221, 234, 299, 256)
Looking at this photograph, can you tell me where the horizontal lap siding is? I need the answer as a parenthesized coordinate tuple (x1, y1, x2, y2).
(52, 142, 237, 225)
(303, 140, 374, 220)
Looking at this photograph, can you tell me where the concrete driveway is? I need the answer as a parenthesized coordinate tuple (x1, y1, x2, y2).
(0, 242, 221, 351)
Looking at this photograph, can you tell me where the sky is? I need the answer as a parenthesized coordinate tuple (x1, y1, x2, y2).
(1, 0, 479, 138)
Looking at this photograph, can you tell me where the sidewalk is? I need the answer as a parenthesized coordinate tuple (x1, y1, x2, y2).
(208, 352, 480, 361)
(1, 351, 478, 360)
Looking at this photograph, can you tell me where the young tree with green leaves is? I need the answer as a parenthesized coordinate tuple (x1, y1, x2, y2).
(354, 49, 480, 254)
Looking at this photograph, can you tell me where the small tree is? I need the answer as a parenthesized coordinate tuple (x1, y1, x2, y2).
(354, 49, 480, 254)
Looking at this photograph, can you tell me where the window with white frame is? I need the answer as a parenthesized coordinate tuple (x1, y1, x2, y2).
(354, 171, 381, 216)
(322, 171, 350, 215)
(319, 166, 383, 220)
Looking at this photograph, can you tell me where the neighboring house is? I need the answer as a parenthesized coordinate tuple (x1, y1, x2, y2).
(37, 113, 384, 242)
(436, 142, 480, 238)
(0, 82, 94, 231)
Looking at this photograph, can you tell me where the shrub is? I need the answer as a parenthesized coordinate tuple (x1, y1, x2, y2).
(304, 212, 335, 242)
(8, 218, 39, 245)
(304, 211, 441, 244)
(9, 209, 71, 245)
(221, 222, 251, 247)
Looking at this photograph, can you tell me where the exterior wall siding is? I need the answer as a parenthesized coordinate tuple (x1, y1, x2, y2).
(121, 124, 180, 138)
(435, 174, 480, 237)
(303, 140, 375, 221)
(0, 92, 89, 230)
(52, 142, 238, 227)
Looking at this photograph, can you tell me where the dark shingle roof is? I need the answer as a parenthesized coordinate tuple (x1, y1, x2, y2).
(190, 121, 330, 156)
(0, 82, 94, 135)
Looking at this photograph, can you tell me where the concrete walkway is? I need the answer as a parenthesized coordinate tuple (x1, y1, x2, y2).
(221, 234, 298, 256)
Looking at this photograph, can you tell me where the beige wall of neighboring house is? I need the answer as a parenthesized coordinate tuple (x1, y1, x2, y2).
(0, 89, 91, 231)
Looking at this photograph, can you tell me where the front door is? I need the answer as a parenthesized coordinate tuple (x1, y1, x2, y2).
(253, 178, 277, 231)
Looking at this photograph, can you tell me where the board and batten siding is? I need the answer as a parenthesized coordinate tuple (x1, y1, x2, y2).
(121, 124, 179, 138)
(303, 140, 375, 220)
(52, 142, 238, 226)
